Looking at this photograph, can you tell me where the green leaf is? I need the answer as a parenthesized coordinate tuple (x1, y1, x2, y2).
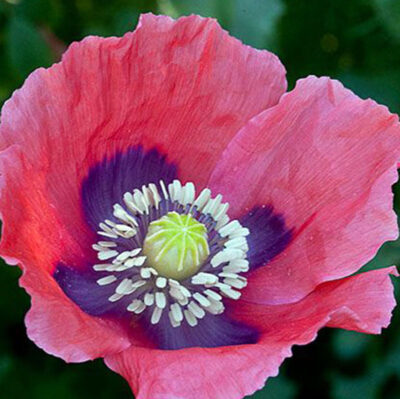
(373, 0, 400, 41)
(247, 374, 298, 399)
(230, 0, 285, 50)
(333, 330, 372, 361)
(6, 15, 53, 79)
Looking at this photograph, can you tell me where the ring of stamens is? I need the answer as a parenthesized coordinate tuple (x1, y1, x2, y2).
(93, 179, 250, 328)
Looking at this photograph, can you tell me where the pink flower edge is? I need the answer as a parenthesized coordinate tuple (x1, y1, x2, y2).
(0, 13, 287, 361)
(105, 267, 397, 399)
(210, 76, 400, 305)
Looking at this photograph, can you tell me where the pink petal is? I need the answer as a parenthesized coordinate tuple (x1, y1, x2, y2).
(0, 150, 143, 362)
(0, 14, 286, 193)
(235, 266, 398, 335)
(24, 270, 133, 363)
(0, 14, 286, 361)
(210, 76, 400, 304)
(105, 267, 397, 399)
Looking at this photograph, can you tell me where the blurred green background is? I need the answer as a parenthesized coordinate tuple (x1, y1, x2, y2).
(1, 0, 400, 398)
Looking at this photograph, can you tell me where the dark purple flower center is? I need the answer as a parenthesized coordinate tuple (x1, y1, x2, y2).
(92, 180, 249, 328)
(54, 147, 292, 350)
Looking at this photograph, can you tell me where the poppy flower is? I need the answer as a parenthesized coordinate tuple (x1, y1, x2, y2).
(1, 13, 399, 399)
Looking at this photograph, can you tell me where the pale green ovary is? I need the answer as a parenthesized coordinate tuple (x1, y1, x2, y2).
(143, 212, 210, 280)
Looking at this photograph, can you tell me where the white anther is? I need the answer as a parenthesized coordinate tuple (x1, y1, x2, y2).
(169, 179, 183, 203)
(114, 224, 137, 238)
(115, 251, 133, 262)
(133, 189, 148, 214)
(126, 256, 147, 267)
(98, 241, 117, 247)
(99, 222, 114, 233)
(159, 180, 169, 200)
(210, 249, 244, 267)
(214, 202, 229, 221)
(218, 272, 239, 279)
(156, 277, 167, 288)
(223, 277, 247, 289)
(218, 220, 242, 236)
(223, 259, 249, 273)
(182, 182, 195, 205)
(113, 204, 138, 226)
(170, 303, 184, 322)
(229, 259, 249, 270)
(230, 227, 250, 238)
(131, 280, 147, 290)
(216, 214, 230, 231)
(148, 183, 161, 209)
(203, 194, 222, 217)
(144, 293, 155, 306)
(140, 268, 152, 279)
(93, 263, 112, 271)
(151, 306, 163, 324)
(204, 289, 222, 301)
(168, 281, 191, 298)
(155, 292, 167, 309)
(169, 287, 185, 302)
(218, 284, 241, 300)
(141, 185, 152, 210)
(192, 188, 211, 211)
(123, 192, 142, 215)
(205, 299, 225, 315)
(97, 231, 119, 239)
(224, 237, 249, 251)
(168, 310, 181, 328)
(96, 275, 117, 285)
(177, 296, 189, 306)
(168, 279, 180, 287)
(193, 292, 211, 307)
(97, 250, 119, 260)
(188, 301, 206, 319)
(184, 309, 198, 327)
(179, 285, 191, 298)
(191, 272, 218, 285)
(108, 293, 124, 302)
(127, 299, 145, 313)
(115, 278, 134, 295)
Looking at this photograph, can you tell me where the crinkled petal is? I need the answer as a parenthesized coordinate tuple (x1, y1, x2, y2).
(105, 267, 397, 399)
(0, 13, 286, 193)
(0, 14, 286, 361)
(0, 148, 139, 362)
(22, 261, 133, 363)
(236, 266, 398, 335)
(240, 206, 292, 271)
(210, 76, 400, 304)
(81, 146, 177, 230)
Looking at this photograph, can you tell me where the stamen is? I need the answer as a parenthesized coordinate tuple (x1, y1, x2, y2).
(93, 179, 250, 329)
(184, 309, 198, 327)
(97, 275, 117, 285)
(170, 303, 184, 322)
(116, 278, 133, 294)
(193, 292, 211, 307)
(168, 310, 181, 328)
(210, 249, 245, 268)
(151, 306, 163, 324)
(98, 250, 119, 260)
(127, 299, 146, 314)
(188, 301, 206, 319)
(144, 293, 155, 306)
(155, 292, 167, 309)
